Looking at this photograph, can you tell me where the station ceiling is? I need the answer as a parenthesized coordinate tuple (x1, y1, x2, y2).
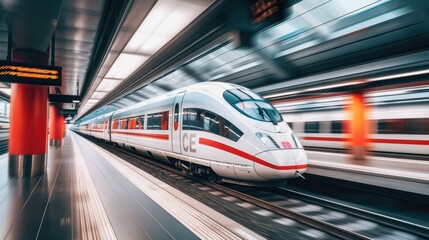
(1, 0, 429, 122)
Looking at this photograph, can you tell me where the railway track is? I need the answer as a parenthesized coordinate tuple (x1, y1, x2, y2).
(228, 185, 428, 240)
(277, 187, 429, 238)
(79, 133, 427, 240)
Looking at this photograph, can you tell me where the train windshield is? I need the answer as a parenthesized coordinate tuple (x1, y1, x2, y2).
(223, 89, 283, 123)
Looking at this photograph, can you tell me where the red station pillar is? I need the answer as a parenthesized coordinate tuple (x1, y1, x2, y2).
(348, 91, 369, 160)
(9, 50, 49, 177)
(49, 105, 63, 146)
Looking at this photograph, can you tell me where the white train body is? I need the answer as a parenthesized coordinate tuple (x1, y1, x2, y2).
(75, 82, 308, 184)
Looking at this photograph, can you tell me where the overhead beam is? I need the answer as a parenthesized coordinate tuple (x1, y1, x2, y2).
(60, 109, 77, 115)
(49, 94, 81, 103)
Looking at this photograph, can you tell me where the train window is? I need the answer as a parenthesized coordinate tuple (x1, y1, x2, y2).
(135, 116, 144, 130)
(405, 119, 429, 134)
(174, 103, 179, 131)
(183, 108, 243, 142)
(112, 120, 118, 129)
(331, 121, 342, 134)
(304, 122, 319, 133)
(161, 112, 169, 130)
(128, 118, 137, 129)
(204, 111, 221, 135)
(223, 89, 282, 123)
(288, 122, 294, 130)
(224, 88, 263, 101)
(147, 111, 168, 130)
(183, 108, 203, 130)
(147, 113, 162, 130)
(222, 121, 243, 142)
(121, 119, 128, 129)
(377, 118, 429, 134)
(377, 120, 402, 134)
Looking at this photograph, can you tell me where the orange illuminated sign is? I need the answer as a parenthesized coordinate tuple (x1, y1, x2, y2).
(249, 0, 285, 25)
(0, 60, 62, 86)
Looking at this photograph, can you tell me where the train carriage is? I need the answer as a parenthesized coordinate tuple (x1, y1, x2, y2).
(74, 82, 308, 185)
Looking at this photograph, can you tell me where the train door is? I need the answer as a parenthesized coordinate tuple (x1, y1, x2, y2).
(108, 113, 115, 143)
(172, 91, 185, 153)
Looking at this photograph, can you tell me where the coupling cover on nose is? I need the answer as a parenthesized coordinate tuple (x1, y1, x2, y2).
(253, 149, 306, 180)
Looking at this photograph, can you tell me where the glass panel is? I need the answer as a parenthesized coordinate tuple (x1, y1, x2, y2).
(204, 111, 220, 135)
(112, 120, 118, 129)
(377, 119, 401, 134)
(147, 113, 162, 130)
(121, 119, 128, 129)
(161, 111, 169, 130)
(135, 116, 144, 129)
(224, 90, 282, 122)
(378, 118, 429, 134)
(305, 122, 319, 133)
(128, 118, 137, 129)
(223, 121, 243, 142)
(405, 119, 429, 134)
(183, 108, 204, 130)
(174, 103, 179, 130)
(182, 108, 243, 142)
(331, 121, 343, 134)
(174, 104, 179, 121)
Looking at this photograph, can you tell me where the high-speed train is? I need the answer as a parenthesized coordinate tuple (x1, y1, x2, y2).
(74, 82, 308, 185)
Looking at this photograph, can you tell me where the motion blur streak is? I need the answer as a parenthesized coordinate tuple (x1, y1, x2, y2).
(278, 86, 429, 157)
(72, 135, 117, 240)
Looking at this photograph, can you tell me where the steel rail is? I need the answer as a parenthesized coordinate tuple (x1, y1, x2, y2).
(276, 187, 429, 239)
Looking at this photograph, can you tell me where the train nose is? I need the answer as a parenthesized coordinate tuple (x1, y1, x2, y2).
(253, 149, 308, 180)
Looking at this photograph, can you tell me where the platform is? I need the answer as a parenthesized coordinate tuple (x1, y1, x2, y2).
(1, 131, 428, 239)
(0, 131, 262, 240)
(306, 151, 429, 195)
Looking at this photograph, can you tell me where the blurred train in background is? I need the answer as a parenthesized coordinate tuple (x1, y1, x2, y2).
(275, 88, 429, 156)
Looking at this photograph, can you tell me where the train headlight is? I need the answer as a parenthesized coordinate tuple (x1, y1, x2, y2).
(256, 132, 280, 149)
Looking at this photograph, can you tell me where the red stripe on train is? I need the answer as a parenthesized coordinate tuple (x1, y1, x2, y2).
(369, 139, 429, 145)
(111, 131, 169, 140)
(303, 136, 429, 145)
(303, 137, 349, 142)
(199, 137, 307, 171)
